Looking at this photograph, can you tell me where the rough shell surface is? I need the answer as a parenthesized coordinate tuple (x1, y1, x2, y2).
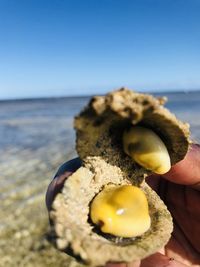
(75, 88, 190, 185)
(51, 88, 190, 266)
(51, 159, 173, 266)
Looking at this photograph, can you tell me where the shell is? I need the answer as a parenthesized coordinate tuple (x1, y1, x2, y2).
(75, 88, 190, 185)
(51, 88, 190, 266)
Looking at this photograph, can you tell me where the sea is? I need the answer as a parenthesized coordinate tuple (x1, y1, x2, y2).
(0, 91, 200, 267)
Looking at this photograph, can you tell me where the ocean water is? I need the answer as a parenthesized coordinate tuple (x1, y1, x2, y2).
(0, 91, 200, 267)
(0, 91, 199, 152)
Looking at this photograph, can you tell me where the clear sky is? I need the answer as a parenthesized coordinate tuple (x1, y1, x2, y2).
(0, 0, 200, 99)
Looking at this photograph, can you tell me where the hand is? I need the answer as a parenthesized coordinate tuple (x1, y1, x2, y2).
(46, 144, 200, 267)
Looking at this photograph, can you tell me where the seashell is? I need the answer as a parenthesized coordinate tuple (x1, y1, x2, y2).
(51, 88, 190, 266)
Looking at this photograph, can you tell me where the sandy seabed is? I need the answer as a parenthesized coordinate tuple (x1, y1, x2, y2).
(0, 98, 87, 267)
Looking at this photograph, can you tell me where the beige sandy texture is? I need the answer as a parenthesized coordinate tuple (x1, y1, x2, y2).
(51, 88, 190, 266)
(75, 88, 190, 184)
(51, 159, 173, 266)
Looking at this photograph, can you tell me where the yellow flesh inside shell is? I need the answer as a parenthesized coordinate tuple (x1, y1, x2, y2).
(90, 185, 151, 238)
(123, 126, 171, 174)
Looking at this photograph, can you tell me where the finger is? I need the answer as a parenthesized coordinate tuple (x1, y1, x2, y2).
(106, 263, 127, 267)
(106, 260, 140, 267)
(141, 252, 190, 267)
(166, 233, 200, 266)
(164, 144, 200, 189)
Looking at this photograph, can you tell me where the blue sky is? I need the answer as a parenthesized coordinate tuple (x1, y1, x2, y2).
(0, 0, 200, 99)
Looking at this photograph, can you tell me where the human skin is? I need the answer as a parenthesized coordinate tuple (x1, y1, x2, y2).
(46, 144, 200, 267)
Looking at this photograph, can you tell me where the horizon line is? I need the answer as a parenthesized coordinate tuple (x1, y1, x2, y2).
(0, 88, 200, 102)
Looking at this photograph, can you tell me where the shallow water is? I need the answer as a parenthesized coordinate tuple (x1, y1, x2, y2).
(0, 92, 199, 267)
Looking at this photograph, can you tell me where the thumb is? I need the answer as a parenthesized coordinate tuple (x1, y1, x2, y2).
(164, 144, 200, 189)
(141, 252, 190, 267)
